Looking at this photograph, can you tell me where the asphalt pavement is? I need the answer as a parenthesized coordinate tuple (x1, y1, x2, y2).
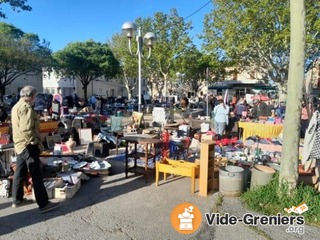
(0, 113, 319, 239)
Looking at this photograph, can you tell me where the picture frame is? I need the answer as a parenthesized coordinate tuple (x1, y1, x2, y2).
(79, 128, 92, 145)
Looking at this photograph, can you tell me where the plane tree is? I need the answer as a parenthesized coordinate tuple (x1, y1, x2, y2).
(53, 40, 120, 101)
(173, 46, 209, 96)
(109, 33, 139, 100)
(203, 0, 315, 194)
(280, 0, 306, 194)
(137, 9, 194, 97)
(202, 0, 320, 90)
(109, 9, 193, 99)
(0, 0, 32, 18)
(0, 22, 51, 98)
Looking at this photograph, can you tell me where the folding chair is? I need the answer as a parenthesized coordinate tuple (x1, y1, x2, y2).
(99, 115, 123, 154)
(110, 115, 123, 132)
(151, 107, 166, 134)
(132, 111, 144, 129)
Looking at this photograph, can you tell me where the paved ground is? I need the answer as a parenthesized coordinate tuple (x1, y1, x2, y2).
(1, 150, 319, 240)
(0, 113, 319, 239)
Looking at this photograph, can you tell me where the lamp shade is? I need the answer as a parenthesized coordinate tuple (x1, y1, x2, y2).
(143, 32, 156, 47)
(122, 21, 137, 38)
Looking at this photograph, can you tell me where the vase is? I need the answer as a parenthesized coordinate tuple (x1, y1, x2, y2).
(66, 137, 76, 153)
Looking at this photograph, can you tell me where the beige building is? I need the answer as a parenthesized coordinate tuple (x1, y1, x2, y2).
(42, 70, 128, 100)
(5, 72, 43, 96)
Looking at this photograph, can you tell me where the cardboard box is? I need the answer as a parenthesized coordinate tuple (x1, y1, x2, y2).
(32, 178, 63, 200)
(54, 178, 81, 199)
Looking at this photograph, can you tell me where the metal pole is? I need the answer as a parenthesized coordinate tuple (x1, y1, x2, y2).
(164, 79, 167, 104)
(137, 28, 142, 112)
(206, 67, 209, 116)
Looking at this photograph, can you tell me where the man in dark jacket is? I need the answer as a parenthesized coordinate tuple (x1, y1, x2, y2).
(251, 98, 271, 119)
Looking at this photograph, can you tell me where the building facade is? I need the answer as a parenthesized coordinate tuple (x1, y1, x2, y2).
(42, 70, 129, 100)
(5, 72, 43, 96)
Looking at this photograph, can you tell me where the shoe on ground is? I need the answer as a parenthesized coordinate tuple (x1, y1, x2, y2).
(12, 198, 31, 208)
(39, 201, 60, 214)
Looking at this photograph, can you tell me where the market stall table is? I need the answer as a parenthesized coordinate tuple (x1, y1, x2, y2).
(239, 121, 284, 140)
(188, 118, 211, 131)
(40, 120, 59, 133)
(122, 135, 162, 182)
(164, 123, 180, 131)
(84, 115, 108, 124)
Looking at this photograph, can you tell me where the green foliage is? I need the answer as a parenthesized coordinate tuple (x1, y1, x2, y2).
(202, 0, 320, 85)
(0, 0, 32, 19)
(241, 173, 320, 225)
(138, 9, 194, 96)
(108, 33, 138, 100)
(174, 46, 209, 94)
(110, 9, 194, 98)
(0, 22, 51, 96)
(53, 40, 120, 99)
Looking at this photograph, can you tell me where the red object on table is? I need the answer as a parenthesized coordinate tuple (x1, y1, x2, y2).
(161, 130, 170, 158)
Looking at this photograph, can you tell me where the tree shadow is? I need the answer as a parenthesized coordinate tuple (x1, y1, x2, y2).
(0, 157, 153, 236)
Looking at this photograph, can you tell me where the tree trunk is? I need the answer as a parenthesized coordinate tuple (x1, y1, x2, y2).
(83, 83, 89, 102)
(0, 84, 5, 102)
(279, 0, 306, 194)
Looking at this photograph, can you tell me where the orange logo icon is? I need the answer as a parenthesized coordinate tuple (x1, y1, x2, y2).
(170, 202, 202, 234)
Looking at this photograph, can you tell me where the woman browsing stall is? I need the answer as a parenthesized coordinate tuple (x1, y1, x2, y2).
(212, 99, 230, 137)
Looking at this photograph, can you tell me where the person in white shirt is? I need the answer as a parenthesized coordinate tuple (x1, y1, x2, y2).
(212, 99, 230, 137)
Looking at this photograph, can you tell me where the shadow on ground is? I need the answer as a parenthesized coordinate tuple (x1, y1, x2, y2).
(0, 153, 152, 236)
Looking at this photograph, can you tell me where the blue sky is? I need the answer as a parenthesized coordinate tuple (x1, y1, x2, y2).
(1, 0, 212, 52)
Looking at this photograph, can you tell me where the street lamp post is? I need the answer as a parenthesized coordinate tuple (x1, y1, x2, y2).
(122, 21, 156, 112)
(206, 67, 210, 117)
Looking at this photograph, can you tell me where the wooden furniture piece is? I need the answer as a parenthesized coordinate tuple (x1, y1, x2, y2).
(199, 140, 216, 196)
(39, 120, 59, 133)
(122, 136, 162, 183)
(113, 130, 124, 154)
(155, 158, 199, 193)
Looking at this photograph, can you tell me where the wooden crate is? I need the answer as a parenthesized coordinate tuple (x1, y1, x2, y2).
(32, 178, 63, 200)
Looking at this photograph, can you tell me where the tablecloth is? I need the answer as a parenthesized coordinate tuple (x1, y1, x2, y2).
(239, 122, 284, 140)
